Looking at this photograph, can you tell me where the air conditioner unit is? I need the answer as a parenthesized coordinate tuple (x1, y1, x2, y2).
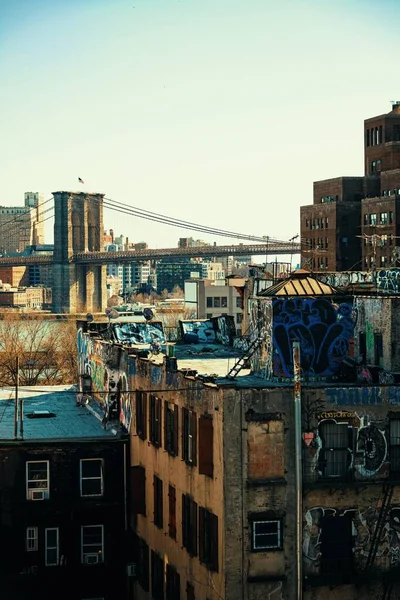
(127, 563, 137, 577)
(29, 489, 45, 501)
(84, 554, 99, 565)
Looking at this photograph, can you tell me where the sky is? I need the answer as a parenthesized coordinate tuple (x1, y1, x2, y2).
(1, 0, 400, 253)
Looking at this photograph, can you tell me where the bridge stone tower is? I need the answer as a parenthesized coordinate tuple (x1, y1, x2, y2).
(52, 191, 107, 314)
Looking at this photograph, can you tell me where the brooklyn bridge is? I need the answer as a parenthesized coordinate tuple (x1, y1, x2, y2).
(0, 191, 301, 313)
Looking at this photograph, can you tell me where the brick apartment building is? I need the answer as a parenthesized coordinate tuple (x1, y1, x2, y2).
(301, 102, 400, 272)
(77, 269, 400, 599)
(0, 385, 129, 600)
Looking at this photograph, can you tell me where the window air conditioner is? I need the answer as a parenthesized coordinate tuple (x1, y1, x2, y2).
(84, 554, 100, 565)
(30, 489, 45, 501)
(127, 563, 137, 577)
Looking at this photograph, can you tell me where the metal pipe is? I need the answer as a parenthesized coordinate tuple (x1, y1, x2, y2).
(13, 356, 19, 440)
(293, 341, 303, 600)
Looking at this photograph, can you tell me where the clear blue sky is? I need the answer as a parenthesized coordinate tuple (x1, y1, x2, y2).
(1, 0, 399, 249)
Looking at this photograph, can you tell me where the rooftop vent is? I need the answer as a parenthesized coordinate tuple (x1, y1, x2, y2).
(27, 410, 56, 419)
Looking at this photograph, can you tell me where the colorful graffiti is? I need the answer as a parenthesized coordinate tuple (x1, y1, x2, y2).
(303, 506, 400, 575)
(248, 299, 273, 379)
(112, 321, 165, 345)
(272, 298, 354, 377)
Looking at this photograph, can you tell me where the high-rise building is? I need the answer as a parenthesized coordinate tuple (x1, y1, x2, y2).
(0, 193, 45, 255)
(300, 102, 400, 272)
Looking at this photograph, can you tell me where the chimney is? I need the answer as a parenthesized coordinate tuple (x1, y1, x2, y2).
(125, 237, 129, 251)
(392, 101, 400, 114)
(110, 229, 114, 242)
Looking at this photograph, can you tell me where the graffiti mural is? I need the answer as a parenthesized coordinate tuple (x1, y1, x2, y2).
(179, 316, 236, 346)
(376, 269, 400, 294)
(272, 298, 354, 377)
(248, 298, 273, 379)
(112, 321, 165, 345)
(317, 268, 400, 294)
(303, 506, 400, 576)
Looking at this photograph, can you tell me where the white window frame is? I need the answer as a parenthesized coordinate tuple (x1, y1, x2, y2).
(45, 527, 59, 566)
(26, 526, 38, 551)
(80, 459, 104, 497)
(81, 525, 104, 564)
(26, 460, 50, 500)
(252, 520, 282, 551)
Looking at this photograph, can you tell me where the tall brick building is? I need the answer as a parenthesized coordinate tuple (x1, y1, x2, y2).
(301, 102, 400, 272)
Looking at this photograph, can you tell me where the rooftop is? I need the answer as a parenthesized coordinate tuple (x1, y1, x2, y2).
(0, 385, 120, 442)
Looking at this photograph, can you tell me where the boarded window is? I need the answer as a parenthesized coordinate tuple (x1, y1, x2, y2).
(168, 485, 176, 539)
(182, 494, 197, 557)
(153, 475, 163, 529)
(164, 402, 179, 456)
(182, 408, 197, 466)
(136, 391, 147, 440)
(199, 416, 213, 477)
(166, 563, 180, 600)
(131, 465, 146, 515)
(151, 550, 164, 600)
(199, 507, 218, 572)
(150, 394, 162, 447)
(247, 421, 284, 479)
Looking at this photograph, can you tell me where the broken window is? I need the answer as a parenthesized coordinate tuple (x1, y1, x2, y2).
(318, 421, 352, 479)
(149, 394, 162, 447)
(182, 408, 197, 465)
(164, 401, 178, 456)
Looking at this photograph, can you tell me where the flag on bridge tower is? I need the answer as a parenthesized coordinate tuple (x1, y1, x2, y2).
(78, 177, 84, 184)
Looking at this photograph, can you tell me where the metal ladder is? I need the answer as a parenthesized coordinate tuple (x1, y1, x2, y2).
(226, 333, 265, 379)
(365, 484, 394, 572)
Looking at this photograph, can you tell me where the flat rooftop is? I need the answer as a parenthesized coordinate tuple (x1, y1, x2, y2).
(0, 385, 120, 441)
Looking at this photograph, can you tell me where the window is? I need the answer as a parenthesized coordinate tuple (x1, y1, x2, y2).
(380, 255, 387, 266)
(136, 391, 147, 440)
(81, 525, 104, 564)
(206, 313, 212, 319)
(318, 422, 352, 479)
(182, 408, 197, 465)
(26, 527, 38, 552)
(221, 296, 227, 308)
(45, 528, 59, 566)
(364, 214, 368, 225)
(166, 564, 180, 600)
(26, 460, 49, 500)
(206, 297, 212, 308)
(390, 419, 400, 474)
(390, 212, 394, 224)
(136, 537, 149, 592)
(164, 402, 178, 456)
(320, 515, 353, 583)
(80, 459, 103, 497)
(199, 416, 213, 478)
(168, 485, 177, 539)
(149, 394, 162, 447)
(153, 475, 163, 529)
(375, 333, 383, 366)
(151, 550, 164, 600)
(186, 582, 195, 600)
(182, 494, 197, 556)
(199, 508, 219, 571)
(381, 235, 388, 247)
(369, 213, 377, 226)
(236, 296, 242, 308)
(213, 297, 220, 308)
(251, 520, 282, 551)
(130, 465, 146, 515)
(236, 313, 243, 324)
(366, 129, 370, 147)
(380, 212, 388, 225)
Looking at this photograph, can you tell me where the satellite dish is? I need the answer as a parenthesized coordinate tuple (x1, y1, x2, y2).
(105, 308, 119, 320)
(86, 313, 94, 323)
(143, 308, 154, 321)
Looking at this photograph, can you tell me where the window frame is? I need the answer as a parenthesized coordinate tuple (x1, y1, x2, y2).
(80, 458, 104, 498)
(81, 524, 104, 564)
(164, 401, 178, 456)
(153, 475, 163, 529)
(149, 394, 162, 447)
(182, 494, 198, 557)
(26, 460, 50, 500)
(199, 507, 219, 571)
(26, 526, 38, 552)
(168, 484, 177, 539)
(182, 408, 197, 466)
(251, 519, 282, 552)
(45, 527, 59, 566)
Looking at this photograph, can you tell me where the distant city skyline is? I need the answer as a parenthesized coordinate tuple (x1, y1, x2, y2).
(1, 0, 400, 249)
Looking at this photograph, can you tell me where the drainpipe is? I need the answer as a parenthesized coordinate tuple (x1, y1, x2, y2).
(293, 341, 303, 600)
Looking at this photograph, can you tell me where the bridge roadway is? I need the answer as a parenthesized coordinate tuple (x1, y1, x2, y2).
(0, 242, 302, 266)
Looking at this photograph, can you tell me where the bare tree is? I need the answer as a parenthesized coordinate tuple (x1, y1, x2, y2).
(0, 315, 78, 386)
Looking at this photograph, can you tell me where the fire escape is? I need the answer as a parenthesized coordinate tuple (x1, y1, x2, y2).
(226, 322, 266, 379)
